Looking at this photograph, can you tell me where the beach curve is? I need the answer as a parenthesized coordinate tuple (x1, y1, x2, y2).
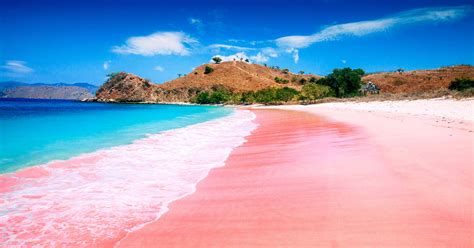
(118, 101, 473, 247)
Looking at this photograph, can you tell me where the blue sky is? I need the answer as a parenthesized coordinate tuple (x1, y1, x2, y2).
(1, 0, 473, 85)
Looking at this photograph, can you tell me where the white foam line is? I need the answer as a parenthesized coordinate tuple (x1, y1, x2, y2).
(0, 109, 258, 247)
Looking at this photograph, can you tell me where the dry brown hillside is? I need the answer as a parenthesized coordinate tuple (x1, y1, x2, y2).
(95, 61, 319, 102)
(362, 65, 474, 94)
(161, 61, 318, 92)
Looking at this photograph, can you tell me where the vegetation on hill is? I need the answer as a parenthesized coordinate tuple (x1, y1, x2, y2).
(204, 66, 214, 74)
(191, 87, 300, 104)
(192, 68, 366, 104)
(448, 78, 474, 91)
(317, 68, 364, 97)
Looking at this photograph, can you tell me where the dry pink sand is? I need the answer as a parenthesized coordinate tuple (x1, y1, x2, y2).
(118, 108, 473, 247)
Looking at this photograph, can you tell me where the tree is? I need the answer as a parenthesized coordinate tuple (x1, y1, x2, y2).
(194, 92, 210, 104)
(321, 68, 365, 97)
(282, 68, 289, 74)
(396, 68, 405, 73)
(300, 83, 332, 100)
(299, 78, 307, 84)
(212, 56, 222, 64)
(245, 58, 250, 63)
(449, 78, 474, 91)
(177, 74, 182, 77)
(208, 90, 230, 103)
(204, 66, 214, 74)
(299, 70, 305, 75)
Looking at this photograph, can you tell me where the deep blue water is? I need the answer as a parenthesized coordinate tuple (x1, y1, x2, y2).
(0, 98, 232, 173)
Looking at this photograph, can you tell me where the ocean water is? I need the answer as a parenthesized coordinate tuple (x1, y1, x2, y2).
(0, 98, 231, 173)
(0, 98, 257, 246)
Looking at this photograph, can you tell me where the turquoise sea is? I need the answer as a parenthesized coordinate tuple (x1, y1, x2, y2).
(0, 98, 232, 173)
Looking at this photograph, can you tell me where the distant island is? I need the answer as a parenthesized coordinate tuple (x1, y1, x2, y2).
(0, 82, 98, 100)
(94, 61, 474, 104)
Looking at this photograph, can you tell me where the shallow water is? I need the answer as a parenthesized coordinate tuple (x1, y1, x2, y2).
(0, 98, 231, 173)
(0, 106, 257, 246)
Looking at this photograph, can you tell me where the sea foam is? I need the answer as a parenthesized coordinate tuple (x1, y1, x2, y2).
(0, 109, 257, 246)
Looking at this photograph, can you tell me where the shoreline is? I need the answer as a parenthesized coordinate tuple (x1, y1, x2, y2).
(0, 110, 257, 246)
(118, 99, 473, 247)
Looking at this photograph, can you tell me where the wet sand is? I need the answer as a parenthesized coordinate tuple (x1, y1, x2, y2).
(118, 108, 473, 247)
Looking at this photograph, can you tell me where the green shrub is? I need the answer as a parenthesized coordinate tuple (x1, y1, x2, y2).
(193, 92, 210, 104)
(208, 90, 231, 104)
(274, 77, 289, 84)
(204, 66, 214, 74)
(252, 87, 298, 103)
(300, 83, 332, 100)
(192, 89, 231, 104)
(449, 78, 474, 91)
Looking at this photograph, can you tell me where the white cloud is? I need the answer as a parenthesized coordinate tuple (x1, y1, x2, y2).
(282, 48, 300, 64)
(154, 66, 164, 72)
(189, 18, 202, 25)
(250, 52, 269, 63)
(112, 31, 198, 56)
(292, 50, 299, 63)
(276, 5, 472, 49)
(103, 60, 111, 70)
(1, 60, 33, 74)
(342, 60, 347, 64)
(208, 44, 255, 51)
(249, 47, 280, 63)
(210, 52, 250, 63)
(261, 47, 278, 58)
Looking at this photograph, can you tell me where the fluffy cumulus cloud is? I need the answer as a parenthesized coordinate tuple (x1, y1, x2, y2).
(276, 5, 472, 49)
(1, 60, 33, 74)
(250, 52, 269, 63)
(250, 47, 279, 63)
(103, 60, 111, 70)
(112, 31, 198, 56)
(153, 66, 164, 72)
(210, 52, 250, 63)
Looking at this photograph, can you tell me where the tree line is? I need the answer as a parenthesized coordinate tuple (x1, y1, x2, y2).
(192, 67, 365, 104)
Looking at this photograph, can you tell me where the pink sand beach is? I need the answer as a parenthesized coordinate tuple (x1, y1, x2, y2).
(118, 103, 473, 247)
